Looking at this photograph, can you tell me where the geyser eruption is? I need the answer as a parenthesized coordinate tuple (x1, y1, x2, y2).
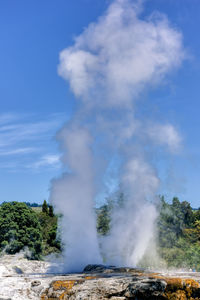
(50, 125, 102, 271)
(103, 158, 160, 267)
(50, 0, 185, 272)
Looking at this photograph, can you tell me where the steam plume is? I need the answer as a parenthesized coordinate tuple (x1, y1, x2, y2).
(50, 0, 185, 271)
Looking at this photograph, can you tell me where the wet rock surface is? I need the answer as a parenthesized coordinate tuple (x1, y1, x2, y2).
(1, 257, 200, 299)
(41, 265, 200, 300)
(0, 254, 53, 300)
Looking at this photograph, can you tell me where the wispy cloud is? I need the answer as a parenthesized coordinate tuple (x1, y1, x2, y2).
(0, 113, 20, 125)
(0, 113, 65, 172)
(0, 120, 63, 147)
(31, 154, 60, 169)
(0, 147, 36, 156)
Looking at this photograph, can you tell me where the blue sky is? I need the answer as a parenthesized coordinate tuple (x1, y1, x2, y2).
(0, 0, 200, 207)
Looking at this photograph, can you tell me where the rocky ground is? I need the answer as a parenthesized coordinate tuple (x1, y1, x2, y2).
(41, 265, 200, 300)
(0, 253, 52, 300)
(1, 254, 200, 299)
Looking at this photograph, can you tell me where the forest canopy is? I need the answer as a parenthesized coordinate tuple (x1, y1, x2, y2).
(0, 201, 60, 259)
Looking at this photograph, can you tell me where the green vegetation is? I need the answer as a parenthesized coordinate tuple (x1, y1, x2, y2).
(96, 191, 126, 235)
(97, 204, 111, 235)
(0, 200, 61, 259)
(38, 201, 61, 255)
(49, 205, 54, 217)
(158, 196, 200, 270)
(42, 199, 48, 214)
(1, 195, 200, 269)
(97, 194, 200, 270)
(0, 202, 42, 259)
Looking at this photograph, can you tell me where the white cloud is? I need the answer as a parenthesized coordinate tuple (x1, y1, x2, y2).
(32, 154, 60, 169)
(58, 0, 185, 108)
(147, 123, 182, 153)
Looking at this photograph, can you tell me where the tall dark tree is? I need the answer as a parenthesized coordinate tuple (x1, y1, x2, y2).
(38, 210, 61, 255)
(49, 205, 54, 217)
(180, 201, 194, 227)
(42, 200, 48, 214)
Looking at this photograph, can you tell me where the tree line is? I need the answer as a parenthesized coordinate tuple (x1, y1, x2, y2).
(1, 196, 200, 270)
(97, 194, 200, 270)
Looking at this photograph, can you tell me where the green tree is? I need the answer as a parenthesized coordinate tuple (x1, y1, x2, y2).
(158, 196, 194, 248)
(0, 202, 42, 259)
(49, 205, 54, 217)
(38, 211, 61, 255)
(194, 208, 200, 222)
(42, 200, 48, 214)
(97, 204, 111, 235)
(180, 201, 194, 226)
(158, 196, 200, 269)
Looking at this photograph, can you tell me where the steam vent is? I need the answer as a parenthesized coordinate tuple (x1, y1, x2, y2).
(41, 265, 200, 299)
